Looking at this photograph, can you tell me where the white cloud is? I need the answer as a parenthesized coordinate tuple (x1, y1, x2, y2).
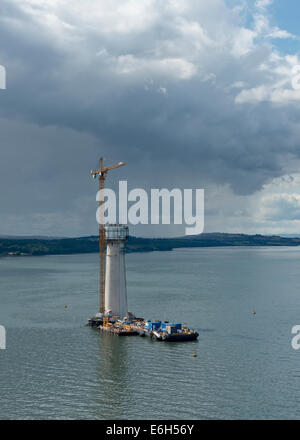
(249, 174, 300, 233)
(235, 52, 300, 105)
(255, 0, 273, 10)
(268, 28, 296, 40)
(177, 19, 215, 49)
(258, 193, 300, 222)
(20, 0, 159, 34)
(157, 86, 167, 95)
(115, 55, 197, 80)
(204, 174, 300, 235)
(231, 28, 256, 56)
(229, 81, 248, 90)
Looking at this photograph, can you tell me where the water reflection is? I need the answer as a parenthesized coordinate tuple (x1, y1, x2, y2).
(94, 332, 131, 419)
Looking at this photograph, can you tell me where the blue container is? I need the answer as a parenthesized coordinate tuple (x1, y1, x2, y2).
(151, 322, 161, 330)
(164, 322, 182, 330)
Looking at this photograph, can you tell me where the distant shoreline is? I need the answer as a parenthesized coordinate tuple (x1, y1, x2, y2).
(1, 233, 300, 257)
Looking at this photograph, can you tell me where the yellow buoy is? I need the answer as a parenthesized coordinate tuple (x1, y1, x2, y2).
(193, 352, 197, 357)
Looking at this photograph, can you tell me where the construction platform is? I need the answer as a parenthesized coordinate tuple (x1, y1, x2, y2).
(99, 325, 139, 336)
(87, 316, 198, 342)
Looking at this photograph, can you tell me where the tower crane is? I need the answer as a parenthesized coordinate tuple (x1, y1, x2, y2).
(91, 157, 126, 314)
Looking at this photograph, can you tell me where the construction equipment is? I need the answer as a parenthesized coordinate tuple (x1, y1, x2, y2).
(91, 157, 126, 314)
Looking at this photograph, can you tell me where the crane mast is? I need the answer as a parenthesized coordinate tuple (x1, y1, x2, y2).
(91, 157, 125, 314)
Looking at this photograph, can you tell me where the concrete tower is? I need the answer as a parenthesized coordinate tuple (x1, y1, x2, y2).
(104, 224, 129, 317)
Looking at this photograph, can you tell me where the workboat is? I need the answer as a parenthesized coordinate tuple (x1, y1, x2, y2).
(144, 321, 199, 342)
(151, 329, 198, 341)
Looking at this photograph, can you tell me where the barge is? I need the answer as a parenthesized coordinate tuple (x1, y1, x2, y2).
(98, 317, 139, 336)
(88, 316, 198, 342)
(143, 320, 199, 342)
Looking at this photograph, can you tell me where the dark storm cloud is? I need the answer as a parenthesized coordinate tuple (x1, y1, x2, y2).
(0, 0, 300, 235)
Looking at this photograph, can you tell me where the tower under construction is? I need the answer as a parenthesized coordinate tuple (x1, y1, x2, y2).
(105, 224, 129, 317)
(90, 157, 126, 317)
(87, 157, 199, 342)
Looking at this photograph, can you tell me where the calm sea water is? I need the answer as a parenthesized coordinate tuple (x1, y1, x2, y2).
(0, 247, 300, 420)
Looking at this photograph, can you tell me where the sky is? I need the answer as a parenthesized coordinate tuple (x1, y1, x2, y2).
(1, 0, 300, 237)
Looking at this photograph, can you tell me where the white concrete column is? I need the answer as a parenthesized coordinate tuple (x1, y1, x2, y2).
(105, 241, 128, 317)
(119, 242, 128, 315)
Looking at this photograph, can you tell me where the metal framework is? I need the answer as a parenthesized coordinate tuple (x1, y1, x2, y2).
(91, 157, 125, 314)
